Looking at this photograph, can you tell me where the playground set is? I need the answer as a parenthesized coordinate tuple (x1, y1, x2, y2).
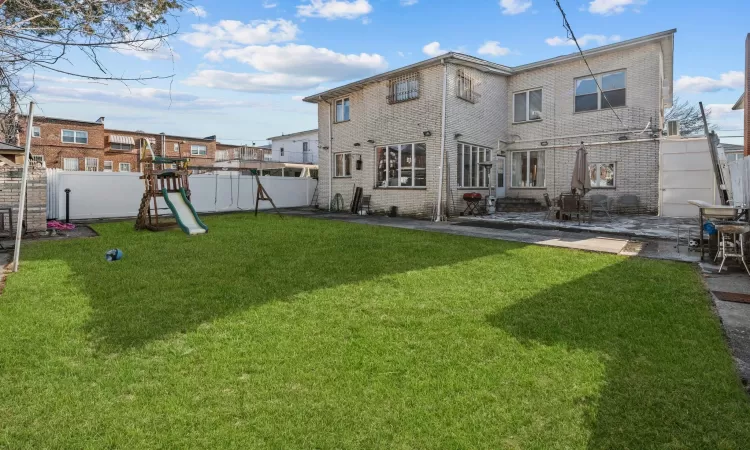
(135, 140, 209, 235)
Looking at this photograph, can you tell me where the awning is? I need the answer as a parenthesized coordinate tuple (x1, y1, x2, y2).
(109, 135, 136, 145)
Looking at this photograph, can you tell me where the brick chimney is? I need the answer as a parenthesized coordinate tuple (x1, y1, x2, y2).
(745, 34, 750, 156)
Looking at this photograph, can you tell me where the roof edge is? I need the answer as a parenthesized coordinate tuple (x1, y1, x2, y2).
(267, 128, 319, 140)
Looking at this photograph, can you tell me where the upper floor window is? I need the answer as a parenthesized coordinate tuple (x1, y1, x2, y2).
(335, 98, 350, 122)
(111, 142, 133, 151)
(215, 150, 229, 162)
(302, 141, 309, 152)
(62, 129, 88, 144)
(173, 143, 180, 153)
(191, 144, 207, 156)
(575, 70, 626, 112)
(32, 126, 40, 138)
(513, 88, 542, 123)
(388, 73, 420, 104)
(456, 70, 476, 103)
(280, 147, 285, 156)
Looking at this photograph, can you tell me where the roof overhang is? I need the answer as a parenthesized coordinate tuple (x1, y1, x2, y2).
(733, 93, 745, 111)
(266, 129, 319, 141)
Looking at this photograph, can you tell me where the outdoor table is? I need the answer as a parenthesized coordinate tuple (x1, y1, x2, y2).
(715, 223, 750, 276)
(688, 201, 746, 260)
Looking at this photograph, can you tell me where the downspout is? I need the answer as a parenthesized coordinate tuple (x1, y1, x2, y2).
(321, 96, 333, 211)
(435, 59, 448, 222)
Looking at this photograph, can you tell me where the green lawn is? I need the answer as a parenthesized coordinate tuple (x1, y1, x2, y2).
(1, 214, 749, 449)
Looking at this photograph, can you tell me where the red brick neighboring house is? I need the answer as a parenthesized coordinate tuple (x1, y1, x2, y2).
(17, 115, 236, 171)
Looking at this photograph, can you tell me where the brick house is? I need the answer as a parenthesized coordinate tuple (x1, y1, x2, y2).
(18, 116, 236, 172)
(304, 29, 676, 216)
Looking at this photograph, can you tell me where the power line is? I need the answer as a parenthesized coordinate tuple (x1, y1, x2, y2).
(553, 0, 625, 129)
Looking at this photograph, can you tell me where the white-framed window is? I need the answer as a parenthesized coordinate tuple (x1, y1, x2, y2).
(511, 150, 545, 187)
(63, 158, 79, 171)
(456, 70, 476, 103)
(575, 70, 626, 112)
(85, 157, 98, 172)
(32, 126, 41, 138)
(302, 142, 309, 152)
(215, 150, 229, 162)
(589, 162, 616, 188)
(119, 162, 131, 172)
(376, 143, 427, 188)
(388, 73, 420, 104)
(513, 88, 542, 123)
(335, 98, 350, 122)
(30, 155, 45, 165)
(191, 144, 207, 156)
(726, 153, 744, 162)
(457, 143, 492, 188)
(103, 160, 113, 172)
(280, 147, 285, 157)
(61, 129, 88, 144)
(334, 152, 352, 177)
(111, 142, 133, 151)
(173, 142, 180, 153)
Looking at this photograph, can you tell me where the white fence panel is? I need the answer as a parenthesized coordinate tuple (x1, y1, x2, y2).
(728, 156, 750, 208)
(47, 170, 316, 220)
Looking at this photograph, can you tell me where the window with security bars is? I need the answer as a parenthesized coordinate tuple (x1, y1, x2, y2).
(387, 73, 420, 104)
(456, 70, 477, 103)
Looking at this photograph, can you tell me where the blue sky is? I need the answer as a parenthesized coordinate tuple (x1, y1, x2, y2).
(23, 0, 749, 146)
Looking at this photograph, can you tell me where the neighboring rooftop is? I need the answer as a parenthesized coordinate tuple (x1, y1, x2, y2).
(303, 29, 676, 104)
(733, 93, 744, 111)
(267, 129, 318, 141)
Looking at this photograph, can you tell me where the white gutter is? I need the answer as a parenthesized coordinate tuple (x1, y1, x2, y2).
(13, 101, 34, 272)
(435, 60, 448, 222)
(323, 96, 333, 211)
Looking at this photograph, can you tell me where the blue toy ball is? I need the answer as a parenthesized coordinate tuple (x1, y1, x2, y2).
(703, 221, 717, 236)
(105, 249, 123, 262)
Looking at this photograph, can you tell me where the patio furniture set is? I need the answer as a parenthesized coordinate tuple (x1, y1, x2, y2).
(543, 193, 640, 224)
(689, 200, 750, 276)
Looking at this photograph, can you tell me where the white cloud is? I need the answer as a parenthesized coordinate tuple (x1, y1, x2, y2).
(675, 71, 744, 93)
(400, 0, 418, 5)
(180, 19, 299, 48)
(297, 0, 373, 20)
(113, 35, 180, 61)
(205, 44, 388, 82)
(545, 34, 622, 47)
(188, 6, 207, 17)
(263, 0, 278, 7)
(588, 0, 645, 15)
(477, 41, 511, 57)
(184, 70, 327, 93)
(423, 41, 449, 57)
(31, 83, 257, 110)
(292, 95, 306, 101)
(500, 0, 532, 15)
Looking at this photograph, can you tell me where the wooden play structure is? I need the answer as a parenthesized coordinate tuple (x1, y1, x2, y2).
(135, 140, 208, 235)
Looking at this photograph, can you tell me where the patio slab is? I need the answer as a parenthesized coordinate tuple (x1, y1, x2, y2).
(458, 211, 700, 241)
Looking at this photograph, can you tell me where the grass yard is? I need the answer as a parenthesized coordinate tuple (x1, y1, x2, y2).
(1, 213, 749, 448)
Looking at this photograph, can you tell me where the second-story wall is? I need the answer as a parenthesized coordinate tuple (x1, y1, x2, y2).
(270, 131, 319, 164)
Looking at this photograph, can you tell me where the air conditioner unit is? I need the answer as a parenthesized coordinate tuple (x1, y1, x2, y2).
(667, 120, 680, 137)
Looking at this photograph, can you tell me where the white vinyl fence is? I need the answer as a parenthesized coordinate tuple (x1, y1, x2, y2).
(728, 156, 750, 209)
(47, 169, 317, 220)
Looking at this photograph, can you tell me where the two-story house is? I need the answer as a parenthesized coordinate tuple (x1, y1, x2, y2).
(303, 29, 675, 216)
(18, 116, 240, 172)
(268, 129, 319, 164)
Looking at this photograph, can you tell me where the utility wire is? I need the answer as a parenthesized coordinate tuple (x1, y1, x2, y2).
(553, 0, 625, 128)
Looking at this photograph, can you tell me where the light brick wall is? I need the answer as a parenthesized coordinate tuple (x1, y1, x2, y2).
(0, 166, 47, 233)
(315, 40, 667, 215)
(505, 41, 664, 212)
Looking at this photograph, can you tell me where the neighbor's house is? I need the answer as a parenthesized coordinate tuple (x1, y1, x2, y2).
(304, 29, 675, 216)
(268, 129, 319, 164)
(719, 143, 745, 162)
(18, 115, 239, 172)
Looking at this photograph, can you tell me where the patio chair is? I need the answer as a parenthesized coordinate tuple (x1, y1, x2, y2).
(617, 194, 640, 215)
(543, 193, 560, 220)
(588, 194, 613, 221)
(560, 194, 582, 224)
(359, 195, 372, 215)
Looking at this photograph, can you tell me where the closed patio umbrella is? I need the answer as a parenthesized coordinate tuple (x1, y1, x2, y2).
(571, 144, 591, 195)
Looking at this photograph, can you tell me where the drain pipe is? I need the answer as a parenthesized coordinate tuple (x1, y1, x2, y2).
(435, 59, 448, 222)
(321, 96, 333, 211)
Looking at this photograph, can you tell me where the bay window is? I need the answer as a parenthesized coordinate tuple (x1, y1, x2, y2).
(376, 143, 426, 188)
(589, 163, 616, 188)
(575, 70, 626, 112)
(511, 150, 545, 187)
(334, 152, 352, 177)
(513, 88, 542, 122)
(456, 143, 491, 188)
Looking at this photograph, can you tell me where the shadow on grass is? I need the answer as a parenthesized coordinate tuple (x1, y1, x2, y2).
(25, 214, 519, 353)
(488, 258, 750, 449)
